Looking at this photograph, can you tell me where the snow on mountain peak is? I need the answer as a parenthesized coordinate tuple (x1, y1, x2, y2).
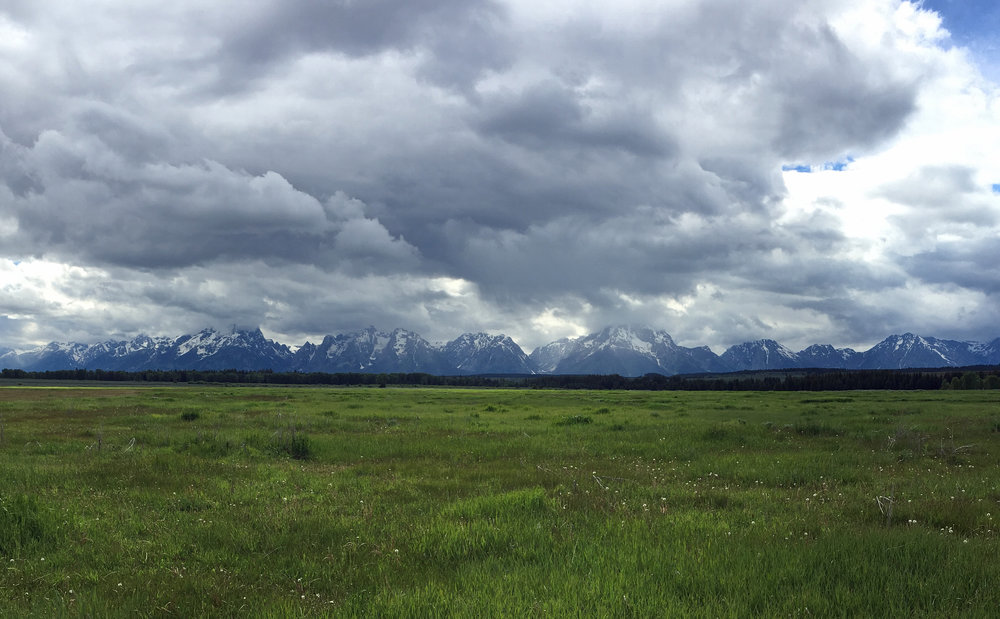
(5, 326, 1000, 376)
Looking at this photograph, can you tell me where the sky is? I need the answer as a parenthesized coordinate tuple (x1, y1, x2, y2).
(1, 0, 999, 354)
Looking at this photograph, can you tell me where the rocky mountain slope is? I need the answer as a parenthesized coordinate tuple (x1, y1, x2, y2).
(539, 325, 730, 376)
(4, 326, 999, 376)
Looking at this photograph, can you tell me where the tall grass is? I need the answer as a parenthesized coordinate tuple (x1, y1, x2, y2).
(0, 385, 997, 615)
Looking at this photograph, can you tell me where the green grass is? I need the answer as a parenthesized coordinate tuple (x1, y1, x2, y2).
(0, 386, 998, 616)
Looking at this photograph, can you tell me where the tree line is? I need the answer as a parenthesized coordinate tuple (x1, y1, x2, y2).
(2, 366, 998, 390)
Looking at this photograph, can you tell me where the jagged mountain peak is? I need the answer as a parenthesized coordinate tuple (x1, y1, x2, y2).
(721, 339, 798, 371)
(796, 343, 861, 369)
(446, 332, 523, 354)
(443, 332, 534, 374)
(800, 343, 837, 353)
(597, 323, 671, 339)
(734, 338, 789, 350)
(294, 326, 450, 374)
(583, 325, 677, 352)
(4, 326, 1000, 376)
(528, 337, 579, 373)
(881, 332, 925, 349)
(450, 331, 505, 344)
(549, 325, 725, 376)
(858, 332, 984, 369)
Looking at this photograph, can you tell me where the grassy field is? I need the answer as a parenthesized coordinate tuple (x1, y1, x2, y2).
(1, 385, 998, 616)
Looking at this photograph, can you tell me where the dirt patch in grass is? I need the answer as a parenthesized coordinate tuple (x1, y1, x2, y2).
(231, 394, 291, 402)
(0, 388, 145, 402)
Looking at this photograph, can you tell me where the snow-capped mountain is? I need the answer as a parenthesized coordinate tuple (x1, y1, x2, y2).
(82, 334, 177, 371)
(443, 333, 535, 374)
(1, 346, 21, 369)
(796, 344, 862, 369)
(0, 328, 293, 372)
(528, 337, 578, 373)
(717, 334, 991, 372)
(4, 326, 1000, 376)
(981, 338, 1000, 365)
(167, 328, 294, 370)
(534, 329, 1000, 375)
(720, 339, 800, 371)
(1, 326, 533, 375)
(544, 325, 730, 376)
(856, 333, 987, 370)
(292, 327, 452, 374)
(6, 341, 92, 372)
(0, 347, 15, 368)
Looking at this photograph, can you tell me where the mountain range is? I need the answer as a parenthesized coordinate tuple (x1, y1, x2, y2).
(2, 325, 999, 377)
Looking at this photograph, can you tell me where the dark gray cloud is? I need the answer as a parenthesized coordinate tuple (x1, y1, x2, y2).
(210, 0, 510, 95)
(902, 238, 1000, 292)
(477, 80, 676, 158)
(1, 127, 418, 271)
(768, 27, 918, 159)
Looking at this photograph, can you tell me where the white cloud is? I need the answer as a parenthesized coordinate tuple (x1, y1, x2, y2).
(778, 15, 1000, 342)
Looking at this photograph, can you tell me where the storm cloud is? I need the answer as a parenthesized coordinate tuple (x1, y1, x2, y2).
(1, 0, 998, 353)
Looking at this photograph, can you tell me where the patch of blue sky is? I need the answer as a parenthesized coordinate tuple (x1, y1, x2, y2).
(781, 156, 854, 173)
(992, 184, 1000, 193)
(920, 0, 1000, 46)
(921, 0, 1000, 82)
(821, 156, 854, 171)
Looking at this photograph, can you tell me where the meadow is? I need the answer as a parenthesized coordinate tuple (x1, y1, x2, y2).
(1, 384, 998, 616)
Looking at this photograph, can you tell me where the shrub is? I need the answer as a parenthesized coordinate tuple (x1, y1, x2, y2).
(271, 426, 313, 460)
(702, 427, 729, 441)
(0, 494, 55, 555)
(887, 426, 928, 460)
(794, 422, 841, 437)
(555, 415, 592, 426)
(285, 435, 312, 460)
(177, 432, 233, 457)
